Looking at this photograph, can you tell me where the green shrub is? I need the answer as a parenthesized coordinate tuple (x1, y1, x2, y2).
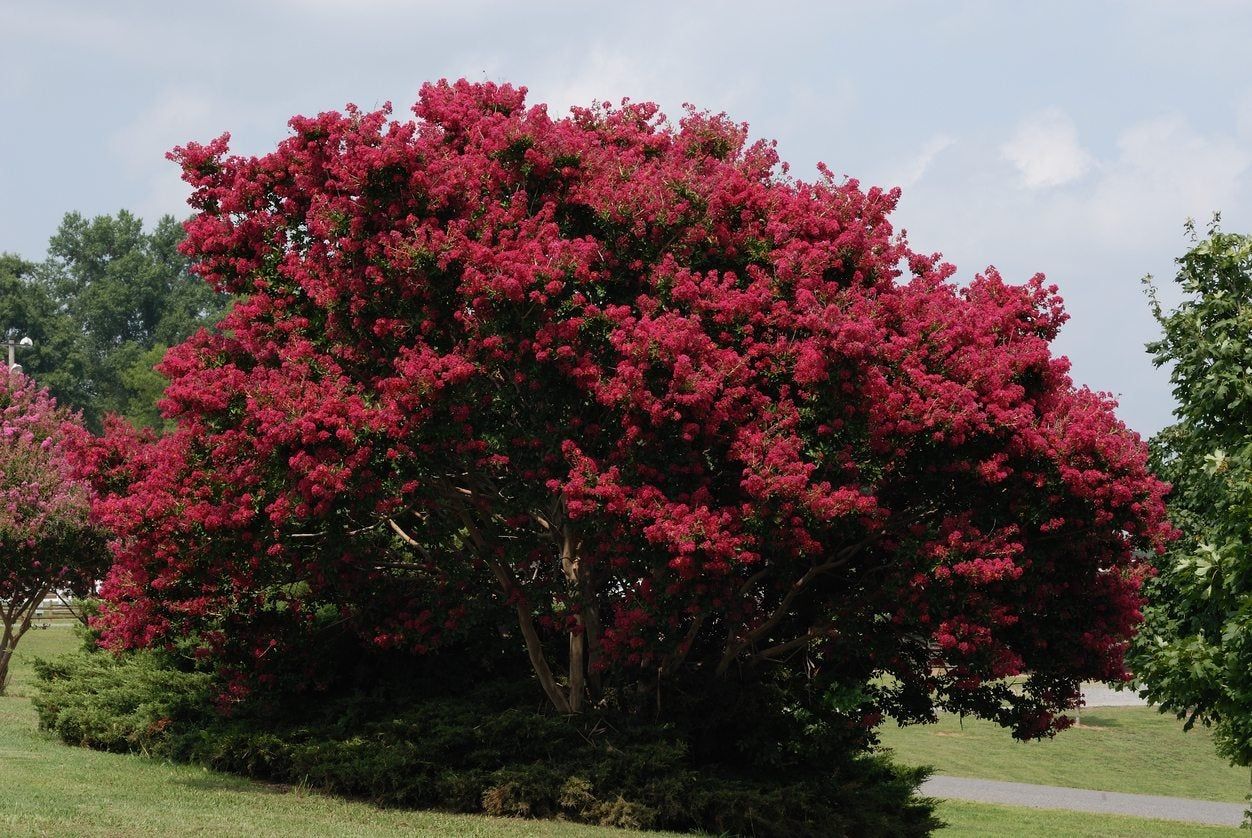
(33, 651, 212, 755)
(34, 650, 938, 836)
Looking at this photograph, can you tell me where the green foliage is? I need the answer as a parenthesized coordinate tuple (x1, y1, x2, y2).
(117, 343, 172, 429)
(3, 211, 229, 429)
(32, 651, 212, 754)
(0, 253, 94, 412)
(1131, 217, 1252, 765)
(34, 649, 937, 837)
(0, 629, 650, 837)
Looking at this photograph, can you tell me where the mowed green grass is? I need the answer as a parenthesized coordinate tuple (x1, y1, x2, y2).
(934, 800, 1242, 836)
(880, 705, 1252, 803)
(0, 626, 668, 837)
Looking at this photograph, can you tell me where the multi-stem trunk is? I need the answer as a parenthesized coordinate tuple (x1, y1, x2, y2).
(453, 498, 574, 714)
(491, 518, 596, 715)
(0, 586, 46, 695)
(451, 492, 600, 715)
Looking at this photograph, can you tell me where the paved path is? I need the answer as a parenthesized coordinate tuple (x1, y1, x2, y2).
(1079, 682, 1148, 707)
(921, 775, 1246, 826)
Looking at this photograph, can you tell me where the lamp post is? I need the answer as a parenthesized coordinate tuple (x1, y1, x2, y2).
(2, 335, 32, 374)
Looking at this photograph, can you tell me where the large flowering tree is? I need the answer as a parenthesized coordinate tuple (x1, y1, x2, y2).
(0, 373, 104, 692)
(92, 80, 1171, 736)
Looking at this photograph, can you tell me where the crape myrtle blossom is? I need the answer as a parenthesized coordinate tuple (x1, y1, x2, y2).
(90, 80, 1171, 736)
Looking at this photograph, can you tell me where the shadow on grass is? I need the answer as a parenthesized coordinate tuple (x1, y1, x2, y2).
(1072, 713, 1125, 729)
(169, 773, 280, 794)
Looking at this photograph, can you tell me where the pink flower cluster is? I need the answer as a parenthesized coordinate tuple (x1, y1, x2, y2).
(0, 374, 103, 618)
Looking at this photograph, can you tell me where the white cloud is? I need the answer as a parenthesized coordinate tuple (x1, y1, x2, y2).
(893, 103, 1252, 436)
(890, 134, 955, 188)
(1, 4, 134, 50)
(268, 0, 483, 12)
(109, 93, 218, 170)
(0, 61, 30, 99)
(1086, 115, 1250, 243)
(1000, 107, 1094, 189)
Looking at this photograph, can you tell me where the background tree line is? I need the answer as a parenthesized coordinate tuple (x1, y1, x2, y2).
(0, 210, 229, 430)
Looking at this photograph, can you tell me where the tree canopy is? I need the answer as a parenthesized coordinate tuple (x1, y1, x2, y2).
(1131, 219, 1252, 764)
(89, 80, 1170, 739)
(1, 211, 229, 429)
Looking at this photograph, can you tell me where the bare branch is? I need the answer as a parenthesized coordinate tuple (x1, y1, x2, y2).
(387, 518, 422, 547)
(717, 536, 875, 677)
(659, 612, 707, 678)
(749, 624, 837, 664)
(55, 591, 91, 628)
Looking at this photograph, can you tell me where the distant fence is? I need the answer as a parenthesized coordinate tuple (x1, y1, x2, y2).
(28, 597, 82, 622)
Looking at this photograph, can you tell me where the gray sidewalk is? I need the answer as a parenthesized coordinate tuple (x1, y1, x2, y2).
(1079, 682, 1148, 707)
(922, 775, 1246, 826)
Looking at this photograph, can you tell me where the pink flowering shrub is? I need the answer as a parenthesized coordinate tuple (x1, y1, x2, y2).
(0, 373, 105, 691)
(92, 80, 1171, 736)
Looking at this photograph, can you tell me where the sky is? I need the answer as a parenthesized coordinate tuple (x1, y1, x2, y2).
(2, 0, 1250, 437)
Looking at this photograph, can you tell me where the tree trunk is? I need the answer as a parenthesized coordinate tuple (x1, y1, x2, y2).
(0, 601, 33, 696)
(568, 631, 585, 713)
(583, 595, 603, 697)
(512, 594, 573, 714)
(482, 555, 572, 714)
(561, 523, 587, 713)
(453, 499, 573, 714)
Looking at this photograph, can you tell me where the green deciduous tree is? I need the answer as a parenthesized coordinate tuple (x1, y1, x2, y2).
(0, 254, 93, 411)
(1131, 217, 1252, 764)
(4, 211, 230, 429)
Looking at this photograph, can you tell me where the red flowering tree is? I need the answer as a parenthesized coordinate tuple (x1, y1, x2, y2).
(0, 373, 105, 692)
(92, 80, 1170, 736)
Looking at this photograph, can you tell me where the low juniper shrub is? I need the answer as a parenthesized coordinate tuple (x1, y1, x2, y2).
(34, 647, 937, 837)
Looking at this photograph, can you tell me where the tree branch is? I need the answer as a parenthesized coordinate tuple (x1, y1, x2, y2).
(55, 591, 91, 628)
(561, 521, 586, 713)
(659, 612, 707, 678)
(749, 624, 837, 664)
(386, 518, 433, 560)
(717, 536, 873, 677)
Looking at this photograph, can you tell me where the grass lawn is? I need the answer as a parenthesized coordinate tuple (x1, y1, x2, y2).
(0, 625, 668, 837)
(935, 800, 1242, 836)
(880, 704, 1252, 803)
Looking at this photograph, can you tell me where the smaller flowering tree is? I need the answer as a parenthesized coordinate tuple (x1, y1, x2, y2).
(0, 372, 104, 692)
